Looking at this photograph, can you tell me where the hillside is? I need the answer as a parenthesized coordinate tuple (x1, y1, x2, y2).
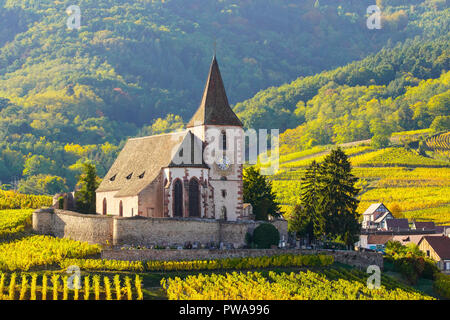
(270, 131, 450, 225)
(0, 0, 448, 194)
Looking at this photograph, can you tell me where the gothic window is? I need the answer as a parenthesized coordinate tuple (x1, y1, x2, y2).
(189, 178, 200, 217)
(102, 198, 107, 216)
(173, 179, 183, 217)
(221, 130, 227, 151)
(119, 201, 123, 217)
(221, 206, 227, 221)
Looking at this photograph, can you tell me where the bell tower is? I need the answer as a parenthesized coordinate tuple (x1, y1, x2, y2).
(186, 56, 244, 221)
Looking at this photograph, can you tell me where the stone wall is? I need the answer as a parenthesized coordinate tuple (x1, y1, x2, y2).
(101, 248, 383, 270)
(32, 208, 288, 248)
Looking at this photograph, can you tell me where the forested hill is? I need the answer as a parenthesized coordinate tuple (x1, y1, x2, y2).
(0, 0, 448, 194)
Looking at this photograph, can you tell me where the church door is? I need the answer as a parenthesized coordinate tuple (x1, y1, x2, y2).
(173, 180, 183, 217)
(189, 179, 200, 217)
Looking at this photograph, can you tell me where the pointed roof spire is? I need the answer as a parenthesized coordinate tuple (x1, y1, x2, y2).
(187, 56, 243, 128)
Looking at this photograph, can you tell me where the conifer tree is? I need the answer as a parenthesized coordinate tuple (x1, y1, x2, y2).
(318, 148, 361, 247)
(243, 167, 280, 221)
(75, 163, 100, 214)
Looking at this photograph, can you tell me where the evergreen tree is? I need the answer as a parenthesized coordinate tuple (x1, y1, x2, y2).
(75, 163, 100, 214)
(243, 167, 280, 221)
(289, 161, 324, 242)
(318, 148, 361, 247)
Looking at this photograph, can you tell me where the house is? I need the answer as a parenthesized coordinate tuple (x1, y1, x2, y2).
(362, 203, 394, 229)
(96, 56, 248, 221)
(357, 234, 393, 252)
(412, 221, 436, 232)
(418, 236, 450, 273)
(385, 219, 410, 232)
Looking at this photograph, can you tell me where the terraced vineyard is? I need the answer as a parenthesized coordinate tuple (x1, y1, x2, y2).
(162, 268, 433, 300)
(271, 134, 450, 224)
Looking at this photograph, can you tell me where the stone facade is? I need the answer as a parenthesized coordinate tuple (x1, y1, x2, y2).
(33, 208, 288, 248)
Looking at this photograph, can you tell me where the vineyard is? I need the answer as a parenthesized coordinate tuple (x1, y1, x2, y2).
(271, 137, 450, 225)
(0, 190, 52, 210)
(0, 273, 143, 300)
(162, 268, 433, 300)
(0, 208, 445, 300)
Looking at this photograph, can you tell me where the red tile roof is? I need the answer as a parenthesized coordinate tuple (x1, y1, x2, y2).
(414, 221, 436, 230)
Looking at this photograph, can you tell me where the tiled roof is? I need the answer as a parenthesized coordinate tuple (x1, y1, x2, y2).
(420, 236, 450, 260)
(96, 131, 206, 197)
(386, 219, 410, 231)
(187, 56, 243, 128)
(413, 221, 436, 230)
(367, 235, 394, 245)
(363, 203, 389, 215)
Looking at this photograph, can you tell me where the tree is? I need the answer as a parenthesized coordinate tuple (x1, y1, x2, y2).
(289, 161, 324, 242)
(318, 148, 361, 247)
(75, 163, 100, 214)
(243, 167, 280, 221)
(18, 174, 68, 195)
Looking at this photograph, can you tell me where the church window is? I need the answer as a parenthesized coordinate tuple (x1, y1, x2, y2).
(221, 206, 227, 221)
(173, 179, 183, 217)
(110, 174, 116, 182)
(221, 130, 227, 151)
(221, 190, 227, 198)
(138, 172, 145, 179)
(189, 179, 200, 217)
(126, 173, 133, 180)
(119, 201, 123, 217)
(102, 198, 107, 216)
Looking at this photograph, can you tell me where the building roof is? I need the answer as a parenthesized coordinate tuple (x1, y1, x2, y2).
(96, 131, 206, 197)
(436, 226, 450, 233)
(419, 236, 450, 260)
(374, 211, 392, 223)
(392, 234, 442, 246)
(413, 221, 436, 231)
(386, 219, 410, 231)
(367, 235, 394, 245)
(187, 56, 243, 128)
(363, 203, 389, 215)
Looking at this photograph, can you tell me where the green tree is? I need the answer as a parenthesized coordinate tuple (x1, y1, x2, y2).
(289, 161, 324, 242)
(318, 148, 361, 247)
(18, 174, 68, 195)
(243, 167, 280, 221)
(75, 163, 100, 214)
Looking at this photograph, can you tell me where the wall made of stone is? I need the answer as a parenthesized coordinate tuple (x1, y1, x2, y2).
(101, 248, 383, 269)
(33, 209, 288, 249)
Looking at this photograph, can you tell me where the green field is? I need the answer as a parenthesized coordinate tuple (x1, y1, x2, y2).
(272, 132, 450, 224)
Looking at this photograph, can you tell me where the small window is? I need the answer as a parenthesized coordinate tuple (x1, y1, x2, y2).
(426, 250, 430, 257)
(221, 190, 227, 198)
(221, 131, 227, 151)
(220, 176, 227, 181)
(138, 172, 145, 179)
(110, 174, 117, 182)
(126, 173, 133, 180)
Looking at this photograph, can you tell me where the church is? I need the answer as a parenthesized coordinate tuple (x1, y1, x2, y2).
(96, 56, 250, 221)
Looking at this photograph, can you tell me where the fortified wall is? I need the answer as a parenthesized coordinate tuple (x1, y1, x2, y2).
(32, 208, 288, 248)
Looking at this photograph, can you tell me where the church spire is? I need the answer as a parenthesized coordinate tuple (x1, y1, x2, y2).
(187, 56, 243, 128)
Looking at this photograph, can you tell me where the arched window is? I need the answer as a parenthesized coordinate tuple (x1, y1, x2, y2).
(221, 130, 227, 151)
(173, 179, 183, 217)
(221, 206, 227, 221)
(189, 178, 200, 217)
(102, 198, 107, 216)
(119, 201, 123, 217)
